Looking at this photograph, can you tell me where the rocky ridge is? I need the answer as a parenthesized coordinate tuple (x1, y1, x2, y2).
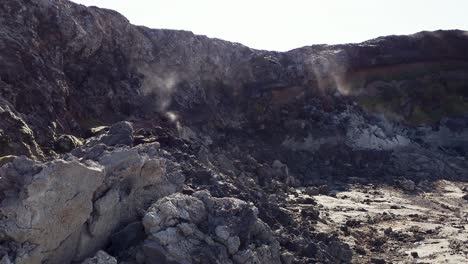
(0, 0, 468, 263)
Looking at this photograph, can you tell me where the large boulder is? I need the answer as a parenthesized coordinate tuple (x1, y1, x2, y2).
(86, 121, 134, 147)
(54, 134, 84, 153)
(0, 158, 104, 264)
(142, 191, 281, 264)
(0, 139, 184, 264)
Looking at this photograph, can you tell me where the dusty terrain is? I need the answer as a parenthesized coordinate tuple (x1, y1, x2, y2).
(310, 181, 468, 263)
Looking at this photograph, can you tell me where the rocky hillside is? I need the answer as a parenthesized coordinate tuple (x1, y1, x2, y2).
(0, 0, 467, 263)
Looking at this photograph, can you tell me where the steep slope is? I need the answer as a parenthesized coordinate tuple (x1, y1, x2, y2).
(1, 0, 468, 158)
(0, 0, 468, 263)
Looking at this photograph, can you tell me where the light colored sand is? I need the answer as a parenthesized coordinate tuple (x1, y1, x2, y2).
(311, 180, 468, 263)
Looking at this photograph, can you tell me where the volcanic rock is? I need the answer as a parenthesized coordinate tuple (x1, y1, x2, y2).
(0, 139, 184, 264)
(0, 0, 467, 263)
(142, 191, 281, 264)
(81, 251, 117, 264)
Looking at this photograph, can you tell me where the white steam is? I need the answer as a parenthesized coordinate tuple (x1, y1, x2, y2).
(309, 49, 352, 95)
(139, 64, 179, 112)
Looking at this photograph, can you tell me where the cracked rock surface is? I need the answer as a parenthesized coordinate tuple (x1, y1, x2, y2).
(81, 251, 117, 264)
(142, 191, 280, 264)
(0, 125, 184, 263)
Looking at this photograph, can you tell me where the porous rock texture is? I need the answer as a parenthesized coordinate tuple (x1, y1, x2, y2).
(142, 191, 280, 264)
(81, 251, 117, 264)
(0, 123, 184, 264)
(0, 0, 468, 263)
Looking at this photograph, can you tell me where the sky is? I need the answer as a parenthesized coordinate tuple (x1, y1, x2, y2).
(70, 0, 467, 51)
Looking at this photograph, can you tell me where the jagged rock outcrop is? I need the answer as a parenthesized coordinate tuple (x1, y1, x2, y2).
(0, 120, 354, 264)
(0, 158, 104, 264)
(142, 191, 281, 264)
(0, 104, 44, 159)
(0, 125, 184, 264)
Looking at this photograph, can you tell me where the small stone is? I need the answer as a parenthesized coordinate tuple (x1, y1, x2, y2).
(305, 187, 319, 196)
(370, 257, 386, 264)
(227, 236, 241, 254)
(355, 246, 366, 255)
(215, 225, 230, 240)
(300, 209, 320, 220)
(54, 134, 83, 153)
(400, 179, 416, 192)
(411, 251, 419, 258)
(280, 251, 294, 264)
(178, 222, 195, 236)
(318, 185, 329, 195)
(94, 121, 134, 146)
(272, 160, 285, 170)
(297, 197, 316, 205)
(89, 126, 110, 136)
(81, 251, 117, 264)
(345, 219, 361, 228)
(384, 227, 393, 235)
(276, 207, 295, 226)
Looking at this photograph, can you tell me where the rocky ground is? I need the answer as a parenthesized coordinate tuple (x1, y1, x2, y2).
(0, 121, 353, 264)
(1, 0, 468, 263)
(312, 181, 468, 263)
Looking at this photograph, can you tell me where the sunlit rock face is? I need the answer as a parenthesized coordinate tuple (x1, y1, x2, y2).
(0, 125, 184, 264)
(0, 0, 468, 263)
(142, 191, 281, 264)
(1, 0, 468, 159)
